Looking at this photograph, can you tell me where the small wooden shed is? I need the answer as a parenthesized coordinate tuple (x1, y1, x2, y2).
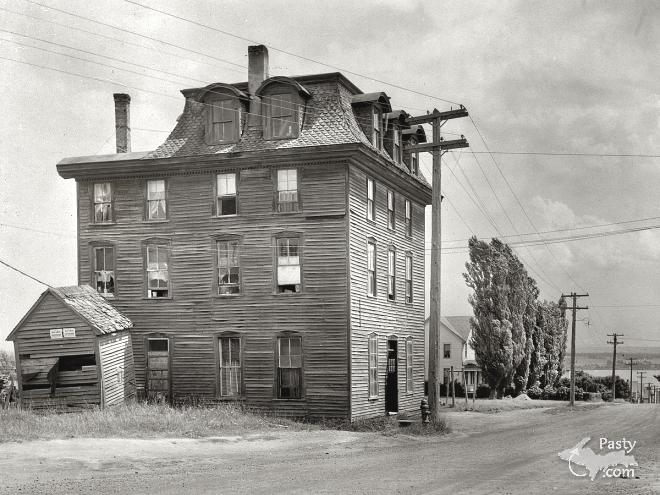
(6, 285, 135, 409)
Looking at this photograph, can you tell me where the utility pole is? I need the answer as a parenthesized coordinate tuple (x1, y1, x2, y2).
(561, 292, 589, 407)
(637, 371, 645, 403)
(606, 333, 623, 400)
(625, 357, 637, 402)
(407, 107, 469, 422)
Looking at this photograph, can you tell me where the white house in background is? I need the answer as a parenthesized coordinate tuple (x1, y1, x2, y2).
(424, 316, 483, 392)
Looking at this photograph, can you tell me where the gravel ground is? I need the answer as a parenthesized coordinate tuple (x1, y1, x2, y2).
(1, 402, 659, 494)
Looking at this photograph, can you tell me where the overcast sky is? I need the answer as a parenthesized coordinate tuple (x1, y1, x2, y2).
(1, 0, 659, 352)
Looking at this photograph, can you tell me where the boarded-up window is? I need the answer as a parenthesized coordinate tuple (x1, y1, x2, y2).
(366, 178, 375, 221)
(387, 248, 396, 301)
(405, 199, 412, 237)
(265, 93, 299, 139)
(147, 179, 166, 220)
(277, 237, 301, 293)
(387, 190, 395, 230)
(405, 252, 413, 304)
(277, 336, 302, 399)
(146, 244, 169, 298)
(444, 343, 451, 359)
(367, 240, 376, 297)
(217, 240, 240, 295)
(94, 246, 115, 296)
(206, 98, 238, 144)
(406, 338, 413, 393)
(93, 182, 112, 223)
(217, 173, 237, 216)
(276, 169, 299, 212)
(368, 334, 378, 398)
(219, 336, 241, 397)
(372, 108, 381, 149)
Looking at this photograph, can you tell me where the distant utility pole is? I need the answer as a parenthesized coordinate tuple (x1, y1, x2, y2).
(637, 371, 646, 403)
(625, 357, 637, 402)
(561, 292, 589, 407)
(606, 333, 624, 400)
(407, 107, 469, 422)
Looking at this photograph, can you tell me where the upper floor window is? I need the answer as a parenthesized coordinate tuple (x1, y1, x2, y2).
(276, 169, 299, 213)
(387, 248, 396, 301)
(277, 335, 303, 399)
(264, 93, 299, 139)
(276, 237, 301, 293)
(367, 240, 376, 297)
(372, 108, 382, 149)
(444, 343, 451, 359)
(368, 334, 378, 399)
(217, 240, 240, 295)
(411, 153, 419, 175)
(93, 246, 114, 296)
(146, 179, 166, 220)
(146, 243, 169, 298)
(393, 128, 402, 163)
(217, 173, 237, 216)
(366, 178, 375, 221)
(405, 252, 413, 304)
(219, 336, 241, 397)
(206, 98, 239, 144)
(93, 183, 113, 223)
(405, 199, 412, 237)
(406, 338, 413, 394)
(387, 190, 395, 230)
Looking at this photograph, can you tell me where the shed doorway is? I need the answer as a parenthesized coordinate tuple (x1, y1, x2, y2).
(385, 339, 398, 414)
(147, 338, 170, 402)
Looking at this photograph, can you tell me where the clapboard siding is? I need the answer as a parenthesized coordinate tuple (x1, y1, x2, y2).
(98, 330, 136, 407)
(347, 166, 427, 420)
(77, 160, 350, 418)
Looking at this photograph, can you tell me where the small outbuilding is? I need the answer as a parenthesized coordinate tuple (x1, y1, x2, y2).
(6, 285, 135, 409)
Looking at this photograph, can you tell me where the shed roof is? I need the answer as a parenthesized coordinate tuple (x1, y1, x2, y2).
(426, 315, 473, 343)
(7, 285, 132, 341)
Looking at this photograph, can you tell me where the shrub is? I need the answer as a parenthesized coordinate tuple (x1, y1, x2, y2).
(556, 386, 570, 401)
(542, 385, 557, 400)
(476, 384, 491, 399)
(527, 385, 543, 400)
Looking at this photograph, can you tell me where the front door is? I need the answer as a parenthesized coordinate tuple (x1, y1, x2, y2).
(385, 339, 398, 413)
(147, 338, 170, 402)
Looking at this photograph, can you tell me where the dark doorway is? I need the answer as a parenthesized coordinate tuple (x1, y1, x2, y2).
(385, 339, 398, 413)
(147, 337, 170, 402)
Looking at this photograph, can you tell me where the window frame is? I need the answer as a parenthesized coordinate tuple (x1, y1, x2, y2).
(404, 199, 412, 237)
(387, 189, 395, 230)
(405, 252, 413, 304)
(444, 343, 451, 359)
(368, 333, 379, 399)
(275, 168, 301, 213)
(145, 179, 168, 221)
(366, 177, 376, 222)
(406, 338, 413, 394)
(393, 127, 402, 164)
(275, 334, 304, 400)
(143, 239, 171, 299)
(217, 334, 243, 398)
(367, 238, 377, 297)
(274, 234, 303, 294)
(214, 237, 241, 296)
(372, 107, 382, 149)
(91, 243, 116, 297)
(92, 182, 113, 223)
(215, 172, 238, 217)
(387, 246, 396, 301)
(263, 92, 300, 140)
(205, 96, 240, 145)
(411, 153, 419, 175)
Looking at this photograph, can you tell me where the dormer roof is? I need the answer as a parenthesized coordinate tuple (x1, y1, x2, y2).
(351, 92, 392, 112)
(255, 76, 311, 98)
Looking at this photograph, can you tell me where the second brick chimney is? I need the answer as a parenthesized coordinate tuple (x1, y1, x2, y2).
(113, 93, 131, 153)
(247, 45, 269, 126)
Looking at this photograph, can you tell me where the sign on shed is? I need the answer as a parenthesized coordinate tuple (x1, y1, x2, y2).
(49, 328, 63, 339)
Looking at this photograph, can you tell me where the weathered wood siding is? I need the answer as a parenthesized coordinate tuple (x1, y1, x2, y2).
(12, 293, 102, 408)
(347, 165, 426, 420)
(98, 330, 136, 407)
(77, 160, 350, 418)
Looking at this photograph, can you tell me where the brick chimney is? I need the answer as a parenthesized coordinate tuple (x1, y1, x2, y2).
(247, 45, 269, 126)
(113, 93, 131, 153)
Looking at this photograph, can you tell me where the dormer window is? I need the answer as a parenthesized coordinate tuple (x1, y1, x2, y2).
(372, 108, 382, 149)
(206, 97, 240, 144)
(264, 93, 299, 139)
(393, 127, 402, 163)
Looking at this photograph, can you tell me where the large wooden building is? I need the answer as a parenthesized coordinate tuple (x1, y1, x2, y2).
(55, 45, 431, 420)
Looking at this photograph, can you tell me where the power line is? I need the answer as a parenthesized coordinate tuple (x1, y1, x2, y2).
(455, 150, 660, 159)
(0, 258, 53, 288)
(123, 0, 463, 106)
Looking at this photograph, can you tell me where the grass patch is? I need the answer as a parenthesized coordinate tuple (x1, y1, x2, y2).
(318, 415, 449, 436)
(0, 402, 305, 443)
(445, 398, 574, 413)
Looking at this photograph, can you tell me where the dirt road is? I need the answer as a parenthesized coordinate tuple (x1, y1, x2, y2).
(1, 403, 658, 494)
